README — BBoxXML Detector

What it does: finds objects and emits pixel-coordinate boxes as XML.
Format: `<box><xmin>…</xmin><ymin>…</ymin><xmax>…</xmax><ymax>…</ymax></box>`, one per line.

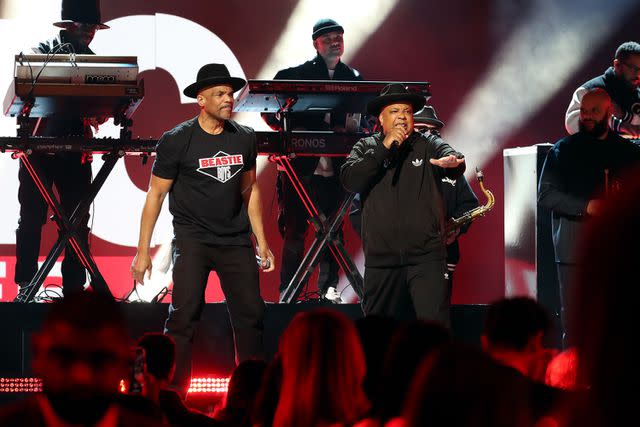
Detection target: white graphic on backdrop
<box><xmin>89</xmin><ymin>13</ymin><xmax>246</xmax><ymax>247</ymax></box>
<box><xmin>0</xmin><ymin>14</ymin><xmax>245</xmax><ymax>300</ymax></box>
<box><xmin>0</xmin><ymin>14</ymin><xmax>244</xmax><ymax>245</ymax></box>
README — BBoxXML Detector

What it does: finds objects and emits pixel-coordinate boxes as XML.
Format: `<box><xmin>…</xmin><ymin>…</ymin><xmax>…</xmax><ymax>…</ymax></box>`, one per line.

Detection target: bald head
<box><xmin>582</xmin><ymin>88</ymin><xmax>612</xmax><ymax>110</ymax></box>
<box><xmin>579</xmin><ymin>88</ymin><xmax>612</xmax><ymax>138</ymax></box>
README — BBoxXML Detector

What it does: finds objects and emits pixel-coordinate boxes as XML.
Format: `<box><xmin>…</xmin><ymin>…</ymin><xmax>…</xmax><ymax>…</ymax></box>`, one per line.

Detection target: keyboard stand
<box><xmin>273</xmin><ymin>101</ymin><xmax>364</xmax><ymax>303</ymax></box>
<box><xmin>14</xmin><ymin>149</ymin><xmax>119</xmax><ymax>302</ymax></box>
<box><xmin>10</xmin><ymin>111</ymin><xmax>133</xmax><ymax>303</ymax></box>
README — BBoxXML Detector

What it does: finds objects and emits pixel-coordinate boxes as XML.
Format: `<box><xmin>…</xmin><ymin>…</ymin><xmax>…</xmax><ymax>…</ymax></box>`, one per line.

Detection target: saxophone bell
<box><xmin>444</xmin><ymin>167</ymin><xmax>495</xmax><ymax>236</ymax></box>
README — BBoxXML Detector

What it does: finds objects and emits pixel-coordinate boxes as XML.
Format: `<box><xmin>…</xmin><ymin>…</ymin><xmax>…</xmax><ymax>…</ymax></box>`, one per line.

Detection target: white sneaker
<box><xmin>323</xmin><ymin>286</ymin><xmax>344</xmax><ymax>304</ymax></box>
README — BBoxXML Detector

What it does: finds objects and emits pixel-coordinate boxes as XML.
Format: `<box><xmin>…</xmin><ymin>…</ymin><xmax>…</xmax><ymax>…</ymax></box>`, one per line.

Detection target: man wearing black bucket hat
<box><xmin>341</xmin><ymin>84</ymin><xmax>466</xmax><ymax>324</ymax></box>
<box><xmin>132</xmin><ymin>63</ymin><xmax>274</xmax><ymax>395</ymax></box>
<box><xmin>413</xmin><ymin>106</ymin><xmax>478</xmax><ymax>307</ymax></box>
<box><xmin>13</xmin><ymin>0</ymin><xmax>110</xmax><ymax>301</ymax></box>
<box><xmin>264</xmin><ymin>18</ymin><xmax>363</xmax><ymax>303</ymax></box>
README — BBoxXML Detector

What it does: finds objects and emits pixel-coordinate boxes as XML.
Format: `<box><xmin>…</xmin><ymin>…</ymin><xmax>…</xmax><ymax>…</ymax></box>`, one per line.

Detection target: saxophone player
<box><xmin>413</xmin><ymin>106</ymin><xmax>479</xmax><ymax>297</ymax></box>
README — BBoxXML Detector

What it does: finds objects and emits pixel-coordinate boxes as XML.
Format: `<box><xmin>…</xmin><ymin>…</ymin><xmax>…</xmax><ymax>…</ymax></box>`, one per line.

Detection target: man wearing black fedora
<box><xmin>341</xmin><ymin>84</ymin><xmax>466</xmax><ymax>324</ymax></box>
<box><xmin>264</xmin><ymin>18</ymin><xmax>364</xmax><ymax>303</ymax></box>
<box><xmin>35</xmin><ymin>0</ymin><xmax>108</xmax><ymax>61</ymax></box>
<box><xmin>132</xmin><ymin>63</ymin><xmax>274</xmax><ymax>395</ymax></box>
<box><xmin>14</xmin><ymin>0</ymin><xmax>110</xmax><ymax>301</ymax></box>
<box><xmin>414</xmin><ymin>106</ymin><xmax>478</xmax><ymax>312</ymax></box>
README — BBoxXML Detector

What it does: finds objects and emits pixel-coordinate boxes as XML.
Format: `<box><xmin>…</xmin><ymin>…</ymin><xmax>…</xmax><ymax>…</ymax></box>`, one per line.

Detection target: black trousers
<box><xmin>363</xmin><ymin>255</ymin><xmax>450</xmax><ymax>327</ymax></box>
<box><xmin>556</xmin><ymin>262</ymin><xmax>577</xmax><ymax>349</ymax></box>
<box><xmin>165</xmin><ymin>240</ymin><xmax>265</xmax><ymax>392</ymax></box>
<box><xmin>277</xmin><ymin>172</ymin><xmax>344</xmax><ymax>295</ymax></box>
<box><xmin>15</xmin><ymin>153</ymin><xmax>91</xmax><ymax>293</ymax></box>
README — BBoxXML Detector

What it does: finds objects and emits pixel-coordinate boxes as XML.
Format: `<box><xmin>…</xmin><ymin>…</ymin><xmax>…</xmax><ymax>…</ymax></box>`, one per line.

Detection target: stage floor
<box><xmin>0</xmin><ymin>302</ymin><xmax>487</xmax><ymax>378</ymax></box>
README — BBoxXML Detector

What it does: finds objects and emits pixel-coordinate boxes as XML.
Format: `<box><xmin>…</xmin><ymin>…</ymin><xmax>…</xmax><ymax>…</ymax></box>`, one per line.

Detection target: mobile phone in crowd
<box><xmin>128</xmin><ymin>346</ymin><xmax>146</xmax><ymax>394</ymax></box>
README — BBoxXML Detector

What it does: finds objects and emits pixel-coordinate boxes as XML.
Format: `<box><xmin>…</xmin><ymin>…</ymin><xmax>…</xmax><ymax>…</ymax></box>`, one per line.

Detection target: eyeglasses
<box><xmin>620</xmin><ymin>60</ymin><xmax>640</xmax><ymax>74</ymax></box>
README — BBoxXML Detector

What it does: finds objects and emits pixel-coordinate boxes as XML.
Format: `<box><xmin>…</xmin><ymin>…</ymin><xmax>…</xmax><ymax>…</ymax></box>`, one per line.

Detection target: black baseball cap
<box><xmin>312</xmin><ymin>18</ymin><xmax>344</xmax><ymax>40</ymax></box>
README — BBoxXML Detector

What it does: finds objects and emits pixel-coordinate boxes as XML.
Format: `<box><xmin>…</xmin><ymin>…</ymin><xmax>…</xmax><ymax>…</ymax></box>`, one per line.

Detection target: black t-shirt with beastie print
<box><xmin>152</xmin><ymin>117</ymin><xmax>257</xmax><ymax>246</ymax></box>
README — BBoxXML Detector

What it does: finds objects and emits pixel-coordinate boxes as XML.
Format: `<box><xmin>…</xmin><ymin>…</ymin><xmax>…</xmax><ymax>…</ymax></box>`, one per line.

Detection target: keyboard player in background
<box><xmin>13</xmin><ymin>0</ymin><xmax>109</xmax><ymax>301</ymax></box>
<box><xmin>263</xmin><ymin>18</ymin><xmax>364</xmax><ymax>303</ymax></box>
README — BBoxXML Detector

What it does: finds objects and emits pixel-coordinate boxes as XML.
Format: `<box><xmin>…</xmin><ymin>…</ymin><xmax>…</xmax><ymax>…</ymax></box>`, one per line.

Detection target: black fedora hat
<box><xmin>367</xmin><ymin>83</ymin><xmax>426</xmax><ymax>116</ymax></box>
<box><xmin>54</xmin><ymin>0</ymin><xmax>109</xmax><ymax>30</ymax></box>
<box><xmin>414</xmin><ymin>105</ymin><xmax>445</xmax><ymax>129</ymax></box>
<box><xmin>183</xmin><ymin>64</ymin><xmax>247</xmax><ymax>98</ymax></box>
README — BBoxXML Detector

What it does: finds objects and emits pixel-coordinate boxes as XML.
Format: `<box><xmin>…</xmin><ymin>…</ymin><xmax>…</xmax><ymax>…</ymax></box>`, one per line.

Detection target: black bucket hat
<box><xmin>54</xmin><ymin>0</ymin><xmax>109</xmax><ymax>30</ymax></box>
<box><xmin>414</xmin><ymin>105</ymin><xmax>445</xmax><ymax>129</ymax></box>
<box><xmin>367</xmin><ymin>83</ymin><xmax>426</xmax><ymax>116</ymax></box>
<box><xmin>183</xmin><ymin>64</ymin><xmax>247</xmax><ymax>98</ymax></box>
<box><xmin>312</xmin><ymin>18</ymin><xmax>344</xmax><ymax>39</ymax></box>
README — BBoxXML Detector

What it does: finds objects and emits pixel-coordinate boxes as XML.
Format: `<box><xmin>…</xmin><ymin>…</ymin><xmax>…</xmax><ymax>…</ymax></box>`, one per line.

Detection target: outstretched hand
<box><xmin>430</xmin><ymin>154</ymin><xmax>465</xmax><ymax>168</ymax></box>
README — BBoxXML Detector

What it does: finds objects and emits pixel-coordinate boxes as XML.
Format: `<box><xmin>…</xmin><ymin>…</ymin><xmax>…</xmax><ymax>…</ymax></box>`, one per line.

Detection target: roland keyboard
<box><xmin>235</xmin><ymin>80</ymin><xmax>431</xmax><ymax>113</ymax></box>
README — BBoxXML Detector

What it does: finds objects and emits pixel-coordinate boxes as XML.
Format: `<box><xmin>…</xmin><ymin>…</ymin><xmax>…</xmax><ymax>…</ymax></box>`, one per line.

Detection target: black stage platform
<box><xmin>0</xmin><ymin>302</ymin><xmax>487</xmax><ymax>378</ymax></box>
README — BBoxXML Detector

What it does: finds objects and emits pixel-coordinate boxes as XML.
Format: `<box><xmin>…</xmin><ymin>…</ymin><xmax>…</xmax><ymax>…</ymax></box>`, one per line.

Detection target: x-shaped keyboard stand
<box><xmin>12</xmin><ymin>148</ymin><xmax>118</xmax><ymax>302</ymax></box>
<box><xmin>275</xmin><ymin>153</ymin><xmax>364</xmax><ymax>303</ymax></box>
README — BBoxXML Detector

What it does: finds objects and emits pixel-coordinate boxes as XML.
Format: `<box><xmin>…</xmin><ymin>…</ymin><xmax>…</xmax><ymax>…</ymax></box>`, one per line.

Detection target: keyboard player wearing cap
<box><xmin>13</xmin><ymin>0</ymin><xmax>109</xmax><ymax>301</ymax></box>
<box><xmin>263</xmin><ymin>18</ymin><xmax>364</xmax><ymax>303</ymax></box>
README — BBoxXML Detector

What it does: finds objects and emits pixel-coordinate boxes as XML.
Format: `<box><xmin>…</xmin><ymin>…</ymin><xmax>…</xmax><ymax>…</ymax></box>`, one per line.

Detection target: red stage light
<box><xmin>0</xmin><ymin>376</ymin><xmax>229</xmax><ymax>394</ymax></box>
<box><xmin>0</xmin><ymin>377</ymin><xmax>42</xmax><ymax>393</ymax></box>
<box><xmin>187</xmin><ymin>376</ymin><xmax>230</xmax><ymax>394</ymax></box>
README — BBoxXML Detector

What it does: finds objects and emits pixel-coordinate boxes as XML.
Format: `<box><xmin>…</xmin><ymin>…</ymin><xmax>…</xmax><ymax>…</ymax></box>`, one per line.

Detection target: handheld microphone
<box><xmin>256</xmin><ymin>254</ymin><xmax>271</xmax><ymax>270</ymax></box>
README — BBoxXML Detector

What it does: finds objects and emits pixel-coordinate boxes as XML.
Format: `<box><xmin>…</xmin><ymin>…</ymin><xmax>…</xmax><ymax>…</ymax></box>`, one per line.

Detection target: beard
<box><xmin>44</xmin><ymin>386</ymin><xmax>116</xmax><ymax>425</ymax></box>
<box><xmin>623</xmin><ymin>76</ymin><xmax>640</xmax><ymax>90</ymax></box>
<box><xmin>579</xmin><ymin>118</ymin><xmax>609</xmax><ymax>138</ymax></box>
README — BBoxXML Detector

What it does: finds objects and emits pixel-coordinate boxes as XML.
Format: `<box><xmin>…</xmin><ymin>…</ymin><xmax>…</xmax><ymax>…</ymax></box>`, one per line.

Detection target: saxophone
<box><xmin>445</xmin><ymin>167</ymin><xmax>495</xmax><ymax>235</ymax></box>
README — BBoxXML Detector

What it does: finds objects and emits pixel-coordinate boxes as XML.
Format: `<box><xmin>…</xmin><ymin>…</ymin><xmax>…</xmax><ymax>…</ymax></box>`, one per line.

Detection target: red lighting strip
<box><xmin>0</xmin><ymin>377</ymin><xmax>42</xmax><ymax>393</ymax></box>
<box><xmin>0</xmin><ymin>376</ymin><xmax>230</xmax><ymax>394</ymax></box>
<box><xmin>187</xmin><ymin>377</ymin><xmax>230</xmax><ymax>394</ymax></box>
